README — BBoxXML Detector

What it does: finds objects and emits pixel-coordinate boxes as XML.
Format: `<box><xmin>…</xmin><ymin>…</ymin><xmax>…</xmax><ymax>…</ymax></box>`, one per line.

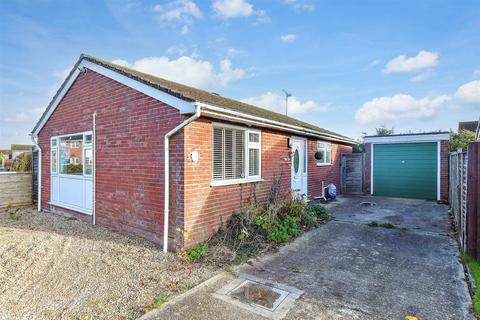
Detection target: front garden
<box><xmin>184</xmin><ymin>177</ymin><xmax>332</xmax><ymax>265</ymax></box>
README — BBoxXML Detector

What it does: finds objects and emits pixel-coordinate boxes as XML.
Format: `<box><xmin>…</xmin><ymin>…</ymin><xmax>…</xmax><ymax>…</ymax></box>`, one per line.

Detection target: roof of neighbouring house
<box><xmin>11</xmin><ymin>144</ymin><xmax>33</xmax><ymax>151</ymax></box>
<box><xmin>458</xmin><ymin>121</ymin><xmax>479</xmax><ymax>133</ymax></box>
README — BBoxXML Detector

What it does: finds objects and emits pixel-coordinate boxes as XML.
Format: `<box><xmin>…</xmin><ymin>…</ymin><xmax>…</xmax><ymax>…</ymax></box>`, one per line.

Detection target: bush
<box><xmin>186</xmin><ymin>243</ymin><xmax>209</xmax><ymax>262</ymax></box>
<box><xmin>11</xmin><ymin>152</ymin><xmax>32</xmax><ymax>172</ymax></box>
<box><xmin>267</xmin><ymin>216</ymin><xmax>301</xmax><ymax>243</ymax></box>
<box><xmin>305</xmin><ymin>202</ymin><xmax>331</xmax><ymax>221</ymax></box>
<box><xmin>300</xmin><ymin>209</ymin><xmax>318</xmax><ymax>228</ymax></box>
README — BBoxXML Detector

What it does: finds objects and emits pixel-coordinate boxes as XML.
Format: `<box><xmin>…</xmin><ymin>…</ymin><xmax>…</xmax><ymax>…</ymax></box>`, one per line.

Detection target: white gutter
<box><xmin>29</xmin><ymin>134</ymin><xmax>41</xmax><ymax>212</ymax></box>
<box><xmin>163</xmin><ymin>106</ymin><xmax>201</xmax><ymax>252</ymax></box>
<box><xmin>196</xmin><ymin>102</ymin><xmax>356</xmax><ymax>145</ymax></box>
<box><xmin>92</xmin><ymin>112</ymin><xmax>97</xmax><ymax>225</ymax></box>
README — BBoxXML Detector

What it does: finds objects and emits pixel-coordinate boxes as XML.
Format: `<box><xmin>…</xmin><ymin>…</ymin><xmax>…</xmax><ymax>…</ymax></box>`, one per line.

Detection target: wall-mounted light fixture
<box><xmin>287</xmin><ymin>138</ymin><xmax>293</xmax><ymax>149</ymax></box>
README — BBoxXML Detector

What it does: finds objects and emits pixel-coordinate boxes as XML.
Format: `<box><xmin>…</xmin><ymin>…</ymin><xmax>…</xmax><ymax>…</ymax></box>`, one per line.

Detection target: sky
<box><xmin>0</xmin><ymin>0</ymin><xmax>479</xmax><ymax>149</ymax></box>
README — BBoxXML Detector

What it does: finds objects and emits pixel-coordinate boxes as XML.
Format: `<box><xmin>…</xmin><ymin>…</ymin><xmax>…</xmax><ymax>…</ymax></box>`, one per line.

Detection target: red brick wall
<box><xmin>364</xmin><ymin>141</ymin><xmax>449</xmax><ymax>201</ymax></box>
<box><xmin>307</xmin><ymin>140</ymin><xmax>352</xmax><ymax>199</ymax></box>
<box><xmin>38</xmin><ymin>69</ymin><xmax>187</xmax><ymax>246</ymax></box>
<box><xmin>182</xmin><ymin>117</ymin><xmax>352</xmax><ymax>248</ymax></box>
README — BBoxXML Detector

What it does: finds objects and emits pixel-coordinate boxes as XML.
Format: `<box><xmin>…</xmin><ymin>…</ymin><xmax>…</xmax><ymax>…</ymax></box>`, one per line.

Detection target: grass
<box><xmin>152</xmin><ymin>294</ymin><xmax>169</xmax><ymax>309</ymax></box>
<box><xmin>462</xmin><ymin>253</ymin><xmax>480</xmax><ymax>316</ymax></box>
<box><xmin>8</xmin><ymin>212</ymin><xmax>18</xmax><ymax>221</ymax></box>
<box><xmin>367</xmin><ymin>221</ymin><xmax>396</xmax><ymax>229</ymax></box>
<box><xmin>64</xmin><ymin>217</ymin><xmax>77</xmax><ymax>221</ymax></box>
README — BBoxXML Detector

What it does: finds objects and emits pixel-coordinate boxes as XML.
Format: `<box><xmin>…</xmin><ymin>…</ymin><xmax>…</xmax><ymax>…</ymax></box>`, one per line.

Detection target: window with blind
<box><xmin>316</xmin><ymin>141</ymin><xmax>332</xmax><ymax>165</ymax></box>
<box><xmin>212</xmin><ymin>125</ymin><xmax>261</xmax><ymax>184</ymax></box>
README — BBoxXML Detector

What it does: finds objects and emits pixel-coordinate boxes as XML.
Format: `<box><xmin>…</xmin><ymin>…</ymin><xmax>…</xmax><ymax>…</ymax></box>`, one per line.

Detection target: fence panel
<box><xmin>0</xmin><ymin>172</ymin><xmax>33</xmax><ymax>209</ymax></box>
<box><xmin>340</xmin><ymin>153</ymin><xmax>364</xmax><ymax>194</ymax></box>
<box><xmin>467</xmin><ymin>142</ymin><xmax>480</xmax><ymax>260</ymax></box>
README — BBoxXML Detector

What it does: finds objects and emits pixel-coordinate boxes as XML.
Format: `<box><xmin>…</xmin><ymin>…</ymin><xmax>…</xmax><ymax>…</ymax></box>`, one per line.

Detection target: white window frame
<box><xmin>211</xmin><ymin>123</ymin><xmax>262</xmax><ymax>187</ymax></box>
<box><xmin>316</xmin><ymin>141</ymin><xmax>332</xmax><ymax>166</ymax></box>
<box><xmin>50</xmin><ymin>137</ymin><xmax>58</xmax><ymax>174</ymax></box>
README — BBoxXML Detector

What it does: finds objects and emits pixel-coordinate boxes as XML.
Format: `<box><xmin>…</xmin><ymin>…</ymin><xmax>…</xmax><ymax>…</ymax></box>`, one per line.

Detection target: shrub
<box><xmin>300</xmin><ymin>209</ymin><xmax>318</xmax><ymax>228</ymax></box>
<box><xmin>305</xmin><ymin>202</ymin><xmax>331</xmax><ymax>221</ymax></box>
<box><xmin>186</xmin><ymin>243</ymin><xmax>209</xmax><ymax>262</ymax></box>
<box><xmin>267</xmin><ymin>216</ymin><xmax>301</xmax><ymax>243</ymax></box>
<box><xmin>11</xmin><ymin>152</ymin><xmax>32</xmax><ymax>172</ymax></box>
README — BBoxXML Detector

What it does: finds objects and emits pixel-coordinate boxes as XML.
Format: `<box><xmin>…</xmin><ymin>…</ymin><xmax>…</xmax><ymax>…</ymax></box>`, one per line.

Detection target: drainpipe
<box><xmin>163</xmin><ymin>106</ymin><xmax>201</xmax><ymax>252</ymax></box>
<box><xmin>92</xmin><ymin>112</ymin><xmax>97</xmax><ymax>225</ymax></box>
<box><xmin>29</xmin><ymin>134</ymin><xmax>42</xmax><ymax>212</ymax></box>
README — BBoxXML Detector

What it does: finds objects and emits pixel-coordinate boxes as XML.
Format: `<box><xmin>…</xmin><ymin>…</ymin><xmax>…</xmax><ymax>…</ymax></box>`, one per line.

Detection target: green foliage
<box><xmin>367</xmin><ymin>221</ymin><xmax>379</xmax><ymax>227</ymax></box>
<box><xmin>153</xmin><ymin>294</ymin><xmax>169</xmax><ymax>309</ymax></box>
<box><xmin>186</xmin><ymin>243</ymin><xmax>209</xmax><ymax>262</ymax></box>
<box><xmin>300</xmin><ymin>209</ymin><xmax>318</xmax><ymax>227</ymax></box>
<box><xmin>306</xmin><ymin>202</ymin><xmax>331</xmax><ymax>221</ymax></box>
<box><xmin>11</xmin><ymin>152</ymin><xmax>32</xmax><ymax>172</ymax></box>
<box><xmin>8</xmin><ymin>212</ymin><xmax>18</xmax><ymax>221</ymax></box>
<box><xmin>375</xmin><ymin>125</ymin><xmax>395</xmax><ymax>136</ymax></box>
<box><xmin>375</xmin><ymin>125</ymin><xmax>394</xmax><ymax>136</ymax></box>
<box><xmin>449</xmin><ymin>129</ymin><xmax>476</xmax><ymax>152</ymax></box>
<box><xmin>267</xmin><ymin>216</ymin><xmax>301</xmax><ymax>243</ymax></box>
<box><xmin>66</xmin><ymin>164</ymin><xmax>83</xmax><ymax>174</ymax></box>
<box><xmin>462</xmin><ymin>254</ymin><xmax>480</xmax><ymax>315</ymax></box>
<box><xmin>352</xmin><ymin>143</ymin><xmax>365</xmax><ymax>153</ymax></box>
<box><xmin>367</xmin><ymin>221</ymin><xmax>396</xmax><ymax>229</ymax></box>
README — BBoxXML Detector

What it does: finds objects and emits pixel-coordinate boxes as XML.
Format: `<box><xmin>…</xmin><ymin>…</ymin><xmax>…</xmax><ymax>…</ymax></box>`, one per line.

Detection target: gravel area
<box><xmin>0</xmin><ymin>206</ymin><xmax>218</xmax><ymax>320</ymax></box>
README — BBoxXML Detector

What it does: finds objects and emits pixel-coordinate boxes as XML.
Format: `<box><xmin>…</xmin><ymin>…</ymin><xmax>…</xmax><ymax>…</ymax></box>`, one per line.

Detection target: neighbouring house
<box><xmin>11</xmin><ymin>144</ymin><xmax>33</xmax><ymax>160</ymax></box>
<box><xmin>458</xmin><ymin>120</ymin><xmax>479</xmax><ymax>134</ymax></box>
<box><xmin>30</xmin><ymin>54</ymin><xmax>356</xmax><ymax>251</ymax></box>
<box><xmin>364</xmin><ymin>132</ymin><xmax>449</xmax><ymax>201</ymax></box>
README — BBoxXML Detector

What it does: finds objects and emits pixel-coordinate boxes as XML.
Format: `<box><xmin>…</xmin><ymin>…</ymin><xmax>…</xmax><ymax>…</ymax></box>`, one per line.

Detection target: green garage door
<box><xmin>373</xmin><ymin>143</ymin><xmax>437</xmax><ymax>200</ymax></box>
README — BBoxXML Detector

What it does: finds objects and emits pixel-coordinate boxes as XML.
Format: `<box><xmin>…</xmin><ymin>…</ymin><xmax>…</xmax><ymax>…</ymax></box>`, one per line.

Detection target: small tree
<box><xmin>375</xmin><ymin>125</ymin><xmax>394</xmax><ymax>136</ymax></box>
<box><xmin>449</xmin><ymin>129</ymin><xmax>476</xmax><ymax>152</ymax></box>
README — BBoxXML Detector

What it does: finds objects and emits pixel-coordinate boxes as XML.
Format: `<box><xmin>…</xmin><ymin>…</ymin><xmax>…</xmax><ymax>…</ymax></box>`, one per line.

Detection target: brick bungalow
<box><xmin>30</xmin><ymin>54</ymin><xmax>356</xmax><ymax>251</ymax></box>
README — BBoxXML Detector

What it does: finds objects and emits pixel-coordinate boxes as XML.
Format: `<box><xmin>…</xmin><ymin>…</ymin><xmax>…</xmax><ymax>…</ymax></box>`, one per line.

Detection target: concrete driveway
<box><xmin>145</xmin><ymin>196</ymin><xmax>473</xmax><ymax>320</ymax></box>
<box><xmin>239</xmin><ymin>195</ymin><xmax>472</xmax><ymax>319</ymax></box>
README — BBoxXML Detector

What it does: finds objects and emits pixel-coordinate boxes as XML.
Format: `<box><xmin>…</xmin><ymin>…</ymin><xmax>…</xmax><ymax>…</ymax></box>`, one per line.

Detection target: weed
<box><xmin>380</xmin><ymin>223</ymin><xmax>396</xmax><ymax>229</ymax></box>
<box><xmin>463</xmin><ymin>254</ymin><xmax>480</xmax><ymax>316</ymax></box>
<box><xmin>153</xmin><ymin>294</ymin><xmax>169</xmax><ymax>309</ymax></box>
<box><xmin>64</xmin><ymin>217</ymin><xmax>77</xmax><ymax>221</ymax></box>
<box><xmin>291</xmin><ymin>267</ymin><xmax>302</xmax><ymax>273</ymax></box>
<box><xmin>186</xmin><ymin>243</ymin><xmax>209</xmax><ymax>262</ymax></box>
<box><xmin>268</xmin><ymin>216</ymin><xmax>301</xmax><ymax>243</ymax></box>
<box><xmin>367</xmin><ymin>221</ymin><xmax>396</xmax><ymax>229</ymax></box>
<box><xmin>300</xmin><ymin>209</ymin><xmax>318</xmax><ymax>228</ymax></box>
<box><xmin>306</xmin><ymin>202</ymin><xmax>331</xmax><ymax>221</ymax></box>
<box><xmin>8</xmin><ymin>212</ymin><xmax>18</xmax><ymax>221</ymax></box>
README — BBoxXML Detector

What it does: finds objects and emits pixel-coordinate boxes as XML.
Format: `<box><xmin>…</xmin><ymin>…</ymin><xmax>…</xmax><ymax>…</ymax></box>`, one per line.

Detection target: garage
<box><xmin>364</xmin><ymin>133</ymin><xmax>450</xmax><ymax>201</ymax></box>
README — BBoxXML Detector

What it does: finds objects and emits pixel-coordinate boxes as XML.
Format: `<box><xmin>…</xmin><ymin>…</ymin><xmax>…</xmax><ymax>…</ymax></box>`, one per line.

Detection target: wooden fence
<box><xmin>0</xmin><ymin>172</ymin><xmax>33</xmax><ymax>209</ymax></box>
<box><xmin>450</xmin><ymin>141</ymin><xmax>480</xmax><ymax>259</ymax></box>
<box><xmin>340</xmin><ymin>153</ymin><xmax>364</xmax><ymax>194</ymax></box>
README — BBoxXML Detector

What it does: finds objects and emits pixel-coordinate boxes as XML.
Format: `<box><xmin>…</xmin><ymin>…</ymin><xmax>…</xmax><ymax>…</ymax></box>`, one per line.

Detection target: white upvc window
<box><xmin>316</xmin><ymin>141</ymin><xmax>332</xmax><ymax>165</ymax></box>
<box><xmin>51</xmin><ymin>138</ymin><xmax>58</xmax><ymax>174</ymax></box>
<box><xmin>212</xmin><ymin>124</ymin><xmax>262</xmax><ymax>186</ymax></box>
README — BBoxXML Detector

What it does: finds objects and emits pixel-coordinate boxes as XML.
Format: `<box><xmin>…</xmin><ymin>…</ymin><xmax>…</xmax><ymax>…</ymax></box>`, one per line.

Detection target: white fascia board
<box><xmin>364</xmin><ymin>133</ymin><xmax>450</xmax><ymax>144</ymax></box>
<box><xmin>197</xmin><ymin>102</ymin><xmax>356</xmax><ymax>145</ymax></box>
<box><xmin>32</xmin><ymin>58</ymin><xmax>195</xmax><ymax>136</ymax></box>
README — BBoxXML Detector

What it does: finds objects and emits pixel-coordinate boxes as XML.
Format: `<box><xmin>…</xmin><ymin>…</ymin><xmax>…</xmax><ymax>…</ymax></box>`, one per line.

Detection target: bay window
<box><xmin>212</xmin><ymin>124</ymin><xmax>261</xmax><ymax>185</ymax></box>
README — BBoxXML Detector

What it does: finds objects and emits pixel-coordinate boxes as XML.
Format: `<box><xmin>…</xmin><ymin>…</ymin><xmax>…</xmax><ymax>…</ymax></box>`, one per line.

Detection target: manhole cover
<box><xmin>230</xmin><ymin>280</ymin><xmax>287</xmax><ymax>311</ymax></box>
<box><xmin>360</xmin><ymin>201</ymin><xmax>376</xmax><ymax>206</ymax></box>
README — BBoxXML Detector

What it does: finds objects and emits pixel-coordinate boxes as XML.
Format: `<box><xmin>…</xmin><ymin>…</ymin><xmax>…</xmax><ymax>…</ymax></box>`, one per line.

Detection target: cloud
<box><xmin>280</xmin><ymin>34</ymin><xmax>297</xmax><ymax>42</ymax></box>
<box><xmin>212</xmin><ymin>0</ymin><xmax>253</xmax><ymax>18</ymax></box>
<box><xmin>474</xmin><ymin>69</ymin><xmax>480</xmax><ymax>78</ymax></box>
<box><xmin>383</xmin><ymin>51</ymin><xmax>438</xmax><ymax>73</ymax></box>
<box><xmin>153</xmin><ymin>0</ymin><xmax>201</xmax><ymax>33</ymax></box>
<box><xmin>111</xmin><ymin>56</ymin><xmax>246</xmax><ymax>89</ymax></box>
<box><xmin>369</xmin><ymin>59</ymin><xmax>381</xmax><ymax>67</ymax></box>
<box><xmin>226</xmin><ymin>47</ymin><xmax>239</xmax><ymax>58</ymax></box>
<box><xmin>455</xmin><ymin>80</ymin><xmax>480</xmax><ymax>104</ymax></box>
<box><xmin>410</xmin><ymin>69</ymin><xmax>435</xmax><ymax>82</ymax></box>
<box><xmin>283</xmin><ymin>0</ymin><xmax>315</xmax><ymax>11</ymax></box>
<box><xmin>355</xmin><ymin>94</ymin><xmax>451</xmax><ymax>124</ymax></box>
<box><xmin>212</xmin><ymin>0</ymin><xmax>269</xmax><ymax>22</ymax></box>
<box><xmin>242</xmin><ymin>92</ymin><xmax>330</xmax><ymax>115</ymax></box>
<box><xmin>5</xmin><ymin>107</ymin><xmax>44</xmax><ymax>123</ymax></box>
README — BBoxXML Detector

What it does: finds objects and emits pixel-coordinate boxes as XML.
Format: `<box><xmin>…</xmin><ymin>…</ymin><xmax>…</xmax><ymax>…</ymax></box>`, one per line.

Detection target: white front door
<box><xmin>291</xmin><ymin>137</ymin><xmax>307</xmax><ymax>197</ymax></box>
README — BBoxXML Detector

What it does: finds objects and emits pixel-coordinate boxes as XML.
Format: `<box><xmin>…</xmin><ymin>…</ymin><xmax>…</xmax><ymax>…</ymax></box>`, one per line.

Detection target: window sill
<box><xmin>48</xmin><ymin>201</ymin><xmax>92</xmax><ymax>215</ymax></box>
<box><xmin>211</xmin><ymin>177</ymin><xmax>264</xmax><ymax>187</ymax></box>
<box><xmin>316</xmin><ymin>163</ymin><xmax>332</xmax><ymax>167</ymax></box>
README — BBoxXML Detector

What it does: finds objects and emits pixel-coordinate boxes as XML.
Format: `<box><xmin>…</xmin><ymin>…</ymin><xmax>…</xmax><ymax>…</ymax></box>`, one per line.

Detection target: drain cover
<box><xmin>360</xmin><ymin>201</ymin><xmax>376</xmax><ymax>206</ymax></box>
<box><xmin>230</xmin><ymin>280</ymin><xmax>288</xmax><ymax>311</ymax></box>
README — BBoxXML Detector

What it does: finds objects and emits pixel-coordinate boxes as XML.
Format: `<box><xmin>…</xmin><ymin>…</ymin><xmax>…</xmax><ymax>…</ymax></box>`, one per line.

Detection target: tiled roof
<box><xmin>81</xmin><ymin>55</ymin><xmax>354</xmax><ymax>143</ymax></box>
